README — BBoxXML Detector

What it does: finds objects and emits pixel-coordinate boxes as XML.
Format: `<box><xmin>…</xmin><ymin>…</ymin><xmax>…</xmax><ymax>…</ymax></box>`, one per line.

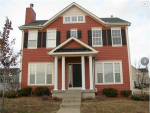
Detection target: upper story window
<box><xmin>64</xmin><ymin>16</ymin><xmax>85</xmax><ymax>23</ymax></box>
<box><xmin>28</xmin><ymin>30</ymin><xmax>38</xmax><ymax>49</ymax></box>
<box><xmin>111</xmin><ymin>28</ymin><xmax>122</xmax><ymax>46</ymax></box>
<box><xmin>71</xmin><ymin>29</ymin><xmax>78</xmax><ymax>38</ymax></box>
<box><xmin>46</xmin><ymin>29</ymin><xmax>56</xmax><ymax>48</ymax></box>
<box><xmin>92</xmin><ymin>28</ymin><xmax>102</xmax><ymax>46</ymax></box>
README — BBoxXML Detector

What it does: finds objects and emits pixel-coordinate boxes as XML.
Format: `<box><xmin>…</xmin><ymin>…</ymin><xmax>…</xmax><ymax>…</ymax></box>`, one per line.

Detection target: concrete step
<box><xmin>63</xmin><ymin>96</ymin><xmax>81</xmax><ymax>99</ymax></box>
<box><xmin>62</xmin><ymin>99</ymin><xmax>81</xmax><ymax>104</ymax></box>
<box><xmin>60</xmin><ymin>103</ymin><xmax>81</xmax><ymax>108</ymax></box>
<box><xmin>57</xmin><ymin>108</ymin><xmax>80</xmax><ymax>113</ymax></box>
<box><xmin>63</xmin><ymin>94</ymin><xmax>81</xmax><ymax>98</ymax></box>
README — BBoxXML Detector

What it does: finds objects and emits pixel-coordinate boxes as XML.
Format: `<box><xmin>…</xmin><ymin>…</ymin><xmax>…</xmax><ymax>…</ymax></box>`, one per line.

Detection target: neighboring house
<box><xmin>19</xmin><ymin>2</ymin><xmax>131</xmax><ymax>98</ymax></box>
<box><xmin>131</xmin><ymin>66</ymin><xmax>149</xmax><ymax>88</ymax></box>
<box><xmin>0</xmin><ymin>68</ymin><xmax>20</xmax><ymax>90</ymax></box>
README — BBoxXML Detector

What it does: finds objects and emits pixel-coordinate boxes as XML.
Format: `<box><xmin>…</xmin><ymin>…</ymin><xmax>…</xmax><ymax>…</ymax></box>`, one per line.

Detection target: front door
<box><xmin>68</xmin><ymin>64</ymin><xmax>82</xmax><ymax>88</ymax></box>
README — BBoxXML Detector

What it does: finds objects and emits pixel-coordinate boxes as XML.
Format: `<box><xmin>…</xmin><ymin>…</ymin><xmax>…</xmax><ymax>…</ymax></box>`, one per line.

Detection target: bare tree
<box><xmin>132</xmin><ymin>61</ymin><xmax>149</xmax><ymax>95</ymax></box>
<box><xmin>0</xmin><ymin>17</ymin><xmax>21</xmax><ymax>113</ymax></box>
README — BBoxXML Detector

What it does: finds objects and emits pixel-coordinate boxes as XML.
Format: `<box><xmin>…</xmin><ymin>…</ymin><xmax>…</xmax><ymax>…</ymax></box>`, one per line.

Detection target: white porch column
<box><xmin>89</xmin><ymin>56</ymin><xmax>93</xmax><ymax>90</ymax></box>
<box><xmin>81</xmin><ymin>56</ymin><xmax>86</xmax><ymax>90</ymax></box>
<box><xmin>62</xmin><ymin>56</ymin><xmax>65</xmax><ymax>90</ymax></box>
<box><xmin>54</xmin><ymin>57</ymin><xmax>58</xmax><ymax>90</ymax></box>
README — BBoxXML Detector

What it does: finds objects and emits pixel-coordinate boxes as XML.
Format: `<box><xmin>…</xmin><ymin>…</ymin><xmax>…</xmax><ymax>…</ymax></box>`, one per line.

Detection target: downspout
<box><xmin>93</xmin><ymin>54</ymin><xmax>98</xmax><ymax>92</ymax></box>
<box><xmin>126</xmin><ymin>23</ymin><xmax>133</xmax><ymax>94</ymax></box>
<box><xmin>19</xmin><ymin>30</ymin><xmax>24</xmax><ymax>89</ymax></box>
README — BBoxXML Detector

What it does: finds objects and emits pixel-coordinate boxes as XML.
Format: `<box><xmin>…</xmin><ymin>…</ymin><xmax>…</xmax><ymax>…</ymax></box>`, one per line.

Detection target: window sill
<box><xmin>46</xmin><ymin>47</ymin><xmax>55</xmax><ymax>49</ymax></box>
<box><xmin>27</xmin><ymin>47</ymin><xmax>37</xmax><ymax>49</ymax></box>
<box><xmin>95</xmin><ymin>82</ymin><xmax>123</xmax><ymax>85</ymax></box>
<box><xmin>112</xmin><ymin>45</ymin><xmax>122</xmax><ymax>47</ymax></box>
<box><xmin>92</xmin><ymin>45</ymin><xmax>103</xmax><ymax>47</ymax></box>
<box><xmin>28</xmin><ymin>84</ymin><xmax>54</xmax><ymax>86</ymax></box>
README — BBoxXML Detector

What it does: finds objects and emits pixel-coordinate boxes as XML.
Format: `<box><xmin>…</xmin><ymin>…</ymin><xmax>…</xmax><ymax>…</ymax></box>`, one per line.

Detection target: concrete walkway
<box><xmin>57</xmin><ymin>91</ymin><xmax>81</xmax><ymax>113</ymax></box>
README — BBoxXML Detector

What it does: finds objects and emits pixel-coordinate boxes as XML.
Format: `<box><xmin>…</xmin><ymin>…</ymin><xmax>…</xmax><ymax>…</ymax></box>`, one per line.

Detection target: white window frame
<box><xmin>95</xmin><ymin>61</ymin><xmax>123</xmax><ymax>85</ymax></box>
<box><xmin>111</xmin><ymin>27</ymin><xmax>122</xmax><ymax>47</ymax></box>
<box><xmin>92</xmin><ymin>27</ymin><xmax>103</xmax><ymax>47</ymax></box>
<box><xmin>28</xmin><ymin>30</ymin><xmax>38</xmax><ymax>49</ymax></box>
<box><xmin>46</xmin><ymin>29</ymin><xmax>56</xmax><ymax>48</ymax></box>
<box><xmin>63</xmin><ymin>15</ymin><xmax>85</xmax><ymax>24</ymax></box>
<box><xmin>70</xmin><ymin>29</ymin><xmax>78</xmax><ymax>38</ymax></box>
<box><xmin>28</xmin><ymin>62</ymin><xmax>54</xmax><ymax>86</ymax></box>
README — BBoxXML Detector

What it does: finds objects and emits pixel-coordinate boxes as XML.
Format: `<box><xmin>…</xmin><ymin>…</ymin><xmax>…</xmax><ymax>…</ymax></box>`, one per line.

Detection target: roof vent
<box><xmin>111</xmin><ymin>15</ymin><xmax>113</xmax><ymax>18</ymax></box>
<box><xmin>30</xmin><ymin>3</ymin><xmax>34</xmax><ymax>8</ymax></box>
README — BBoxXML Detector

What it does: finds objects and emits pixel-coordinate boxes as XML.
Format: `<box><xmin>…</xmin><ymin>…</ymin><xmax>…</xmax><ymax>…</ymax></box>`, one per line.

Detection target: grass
<box><xmin>0</xmin><ymin>97</ymin><xmax>148</xmax><ymax>113</ymax></box>
<box><xmin>0</xmin><ymin>97</ymin><xmax>61</xmax><ymax>113</ymax></box>
<box><xmin>81</xmin><ymin>99</ymin><xmax>149</xmax><ymax>113</ymax></box>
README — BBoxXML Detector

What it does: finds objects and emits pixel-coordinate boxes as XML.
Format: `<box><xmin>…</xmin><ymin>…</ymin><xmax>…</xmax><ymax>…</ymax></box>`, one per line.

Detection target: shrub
<box><xmin>86</xmin><ymin>96</ymin><xmax>93</xmax><ymax>100</ymax></box>
<box><xmin>34</xmin><ymin>87</ymin><xmax>50</xmax><ymax>96</ymax></box>
<box><xmin>0</xmin><ymin>91</ymin><xmax>2</xmax><ymax>97</ymax></box>
<box><xmin>131</xmin><ymin>95</ymin><xmax>149</xmax><ymax>101</ymax></box>
<box><xmin>17</xmin><ymin>87</ymin><xmax>32</xmax><ymax>96</ymax></box>
<box><xmin>5</xmin><ymin>91</ymin><xmax>17</xmax><ymax>98</ymax></box>
<box><xmin>41</xmin><ymin>95</ymin><xmax>49</xmax><ymax>100</ymax></box>
<box><xmin>102</xmin><ymin>88</ymin><xmax>118</xmax><ymax>97</ymax></box>
<box><xmin>120</xmin><ymin>90</ymin><xmax>132</xmax><ymax>97</ymax></box>
<box><xmin>53</xmin><ymin>97</ymin><xmax>59</xmax><ymax>101</ymax></box>
<box><xmin>97</xmin><ymin>95</ymin><xmax>106</xmax><ymax>101</ymax></box>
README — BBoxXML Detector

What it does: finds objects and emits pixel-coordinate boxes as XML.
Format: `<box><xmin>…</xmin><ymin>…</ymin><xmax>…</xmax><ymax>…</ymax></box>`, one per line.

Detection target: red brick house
<box><xmin>19</xmin><ymin>2</ymin><xmax>132</xmax><ymax>98</ymax></box>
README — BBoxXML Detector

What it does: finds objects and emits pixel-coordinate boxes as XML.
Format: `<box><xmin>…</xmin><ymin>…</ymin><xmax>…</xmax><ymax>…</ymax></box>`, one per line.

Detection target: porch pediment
<box><xmin>48</xmin><ymin>37</ymin><xmax>99</xmax><ymax>57</ymax></box>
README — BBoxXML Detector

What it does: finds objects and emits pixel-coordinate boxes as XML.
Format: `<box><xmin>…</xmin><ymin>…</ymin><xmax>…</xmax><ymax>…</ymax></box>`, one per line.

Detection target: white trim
<box><xmin>28</xmin><ymin>62</ymin><xmax>54</xmax><ymax>86</ymax></box>
<box><xmin>20</xmin><ymin>30</ymin><xmax>24</xmax><ymax>88</ymax></box>
<box><xmin>54</xmin><ymin>57</ymin><xmax>58</xmax><ymax>90</ymax></box>
<box><xmin>95</xmin><ymin>60</ymin><xmax>123</xmax><ymax>85</ymax></box>
<box><xmin>92</xmin><ymin>28</ymin><xmax>103</xmax><ymax>47</ymax></box>
<box><xmin>126</xmin><ymin>26</ymin><xmax>132</xmax><ymax>92</ymax></box>
<box><xmin>111</xmin><ymin>28</ymin><xmax>122</xmax><ymax>46</ymax></box>
<box><xmin>71</xmin><ymin>29</ymin><xmax>78</xmax><ymax>38</ymax></box>
<box><xmin>62</xmin><ymin>57</ymin><xmax>65</xmax><ymax>90</ymax></box>
<box><xmin>89</xmin><ymin>56</ymin><xmax>93</xmax><ymax>89</ymax></box>
<box><xmin>43</xmin><ymin>2</ymin><xmax>106</xmax><ymax>28</ymax></box>
<box><xmin>28</xmin><ymin>30</ymin><xmax>38</xmax><ymax>49</ymax></box>
<box><xmin>63</xmin><ymin>15</ymin><xmax>85</xmax><ymax>24</ymax></box>
<box><xmin>46</xmin><ymin>29</ymin><xmax>56</xmax><ymax>48</ymax></box>
<box><xmin>81</xmin><ymin>56</ymin><xmax>86</xmax><ymax>90</ymax></box>
<box><xmin>48</xmin><ymin>37</ymin><xmax>99</xmax><ymax>56</ymax></box>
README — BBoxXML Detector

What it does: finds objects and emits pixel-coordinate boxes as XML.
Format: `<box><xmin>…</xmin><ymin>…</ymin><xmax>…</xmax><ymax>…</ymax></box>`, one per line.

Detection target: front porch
<box><xmin>48</xmin><ymin>37</ymin><xmax>99</xmax><ymax>98</ymax></box>
<box><xmin>51</xmin><ymin>89</ymin><xmax>96</xmax><ymax>98</ymax></box>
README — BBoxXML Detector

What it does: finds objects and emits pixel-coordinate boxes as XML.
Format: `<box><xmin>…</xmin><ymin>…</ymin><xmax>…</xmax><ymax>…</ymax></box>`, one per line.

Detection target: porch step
<box><xmin>60</xmin><ymin>103</ymin><xmax>81</xmax><ymax>108</ymax></box>
<box><xmin>57</xmin><ymin>108</ymin><xmax>80</xmax><ymax>113</ymax></box>
<box><xmin>62</xmin><ymin>98</ymin><xmax>81</xmax><ymax>103</ymax></box>
<box><xmin>57</xmin><ymin>91</ymin><xmax>81</xmax><ymax>113</ymax></box>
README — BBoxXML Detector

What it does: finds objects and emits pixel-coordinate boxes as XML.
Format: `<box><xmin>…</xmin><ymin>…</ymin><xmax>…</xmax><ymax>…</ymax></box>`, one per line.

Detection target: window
<box><xmin>71</xmin><ymin>29</ymin><xmax>77</xmax><ymax>38</ymax></box>
<box><xmin>29</xmin><ymin>63</ymin><xmax>53</xmax><ymax>85</ymax></box>
<box><xmin>96</xmin><ymin>61</ymin><xmax>122</xmax><ymax>84</ymax></box>
<box><xmin>111</xmin><ymin>28</ymin><xmax>122</xmax><ymax>46</ymax></box>
<box><xmin>47</xmin><ymin>30</ymin><xmax>56</xmax><ymax>48</ymax></box>
<box><xmin>72</xmin><ymin>16</ymin><xmax>77</xmax><ymax>21</ymax></box>
<box><xmin>28</xmin><ymin>30</ymin><xmax>38</xmax><ymax>49</ymax></box>
<box><xmin>65</xmin><ymin>17</ymin><xmax>70</xmax><ymax>22</ymax></box>
<box><xmin>64</xmin><ymin>16</ymin><xmax>85</xmax><ymax>23</ymax></box>
<box><xmin>78</xmin><ymin>16</ymin><xmax>83</xmax><ymax>21</ymax></box>
<box><xmin>92</xmin><ymin>28</ymin><xmax>102</xmax><ymax>46</ymax></box>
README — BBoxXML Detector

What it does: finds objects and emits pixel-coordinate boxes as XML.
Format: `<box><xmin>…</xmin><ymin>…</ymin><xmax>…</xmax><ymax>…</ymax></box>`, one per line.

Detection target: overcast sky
<box><xmin>0</xmin><ymin>0</ymin><xmax>150</xmax><ymax>71</ymax></box>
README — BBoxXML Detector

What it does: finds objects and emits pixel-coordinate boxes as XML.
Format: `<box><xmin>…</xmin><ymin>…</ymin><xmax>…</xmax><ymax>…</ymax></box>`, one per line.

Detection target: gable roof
<box><xmin>19</xmin><ymin>2</ymin><xmax>131</xmax><ymax>30</ymax></box>
<box><xmin>48</xmin><ymin>37</ymin><xmax>99</xmax><ymax>57</ymax></box>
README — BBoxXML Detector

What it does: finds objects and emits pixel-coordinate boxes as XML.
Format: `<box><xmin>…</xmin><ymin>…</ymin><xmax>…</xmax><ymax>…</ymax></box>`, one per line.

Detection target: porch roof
<box><xmin>48</xmin><ymin>37</ymin><xmax>99</xmax><ymax>57</ymax></box>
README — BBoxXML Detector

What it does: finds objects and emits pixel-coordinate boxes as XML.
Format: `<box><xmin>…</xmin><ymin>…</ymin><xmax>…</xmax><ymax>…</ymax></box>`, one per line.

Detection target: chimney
<box><xmin>25</xmin><ymin>3</ymin><xmax>36</xmax><ymax>24</ymax></box>
<box><xmin>111</xmin><ymin>15</ymin><xmax>113</xmax><ymax>18</ymax></box>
